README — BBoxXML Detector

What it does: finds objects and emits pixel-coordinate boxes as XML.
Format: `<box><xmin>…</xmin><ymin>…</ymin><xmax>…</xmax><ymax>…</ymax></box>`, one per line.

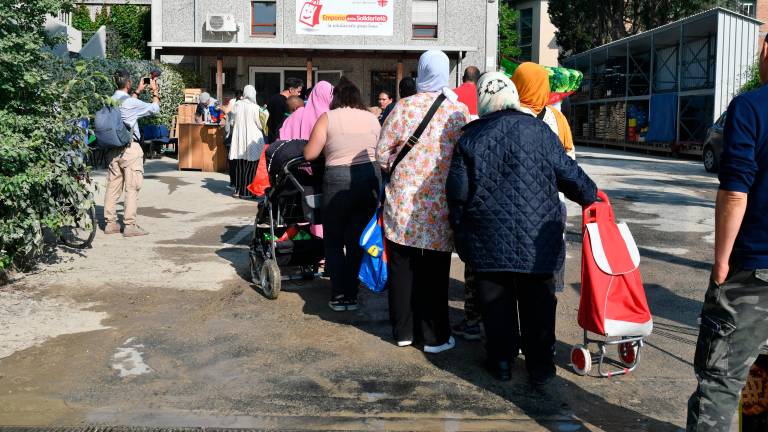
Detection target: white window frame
<box><xmin>249</xmin><ymin>67</ymin><xmax>344</xmax><ymax>89</ymax></box>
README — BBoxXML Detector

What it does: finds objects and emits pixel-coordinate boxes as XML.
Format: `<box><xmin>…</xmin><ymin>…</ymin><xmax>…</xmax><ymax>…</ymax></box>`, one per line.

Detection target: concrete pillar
<box><xmin>396</xmin><ymin>59</ymin><xmax>404</xmax><ymax>99</ymax></box>
<box><xmin>216</xmin><ymin>56</ymin><xmax>223</xmax><ymax>101</ymax></box>
<box><xmin>236</xmin><ymin>55</ymin><xmax>245</xmax><ymax>90</ymax></box>
<box><xmin>151</xmin><ymin>0</ymin><xmax>162</xmax><ymax>47</ymax></box>
<box><xmin>485</xmin><ymin>0</ymin><xmax>499</xmax><ymax>72</ymax></box>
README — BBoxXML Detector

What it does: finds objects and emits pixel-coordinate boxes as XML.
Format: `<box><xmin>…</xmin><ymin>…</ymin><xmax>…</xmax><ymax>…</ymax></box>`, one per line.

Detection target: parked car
<box><xmin>703</xmin><ymin>112</ymin><xmax>726</xmax><ymax>173</ymax></box>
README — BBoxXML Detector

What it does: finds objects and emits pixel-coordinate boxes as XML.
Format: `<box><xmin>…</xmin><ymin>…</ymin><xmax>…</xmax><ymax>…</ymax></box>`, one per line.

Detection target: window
<box><xmin>252</xmin><ymin>0</ymin><xmax>277</xmax><ymax>36</ymax></box>
<box><xmin>741</xmin><ymin>1</ymin><xmax>756</xmax><ymax>17</ymax></box>
<box><xmin>517</xmin><ymin>8</ymin><xmax>533</xmax><ymax>61</ymax></box>
<box><xmin>412</xmin><ymin>0</ymin><xmax>438</xmax><ymax>39</ymax></box>
<box><xmin>316</xmin><ymin>71</ymin><xmax>343</xmax><ymax>86</ymax></box>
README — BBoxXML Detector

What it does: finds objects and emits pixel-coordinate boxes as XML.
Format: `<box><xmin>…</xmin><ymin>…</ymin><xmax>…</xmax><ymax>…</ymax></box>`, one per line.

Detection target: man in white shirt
<box><xmin>104</xmin><ymin>69</ymin><xmax>160</xmax><ymax>237</ymax></box>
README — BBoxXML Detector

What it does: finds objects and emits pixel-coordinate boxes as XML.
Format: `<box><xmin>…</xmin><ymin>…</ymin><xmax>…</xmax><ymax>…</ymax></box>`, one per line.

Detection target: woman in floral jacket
<box><xmin>376</xmin><ymin>50</ymin><xmax>470</xmax><ymax>353</ymax></box>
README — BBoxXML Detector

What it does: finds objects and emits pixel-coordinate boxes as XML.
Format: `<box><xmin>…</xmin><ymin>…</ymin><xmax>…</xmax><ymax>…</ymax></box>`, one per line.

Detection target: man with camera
<box><xmin>103</xmin><ymin>69</ymin><xmax>160</xmax><ymax>237</ymax></box>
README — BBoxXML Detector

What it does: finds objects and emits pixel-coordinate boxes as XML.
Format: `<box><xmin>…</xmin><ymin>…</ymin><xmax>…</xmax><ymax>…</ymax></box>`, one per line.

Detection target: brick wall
<box><xmin>758</xmin><ymin>0</ymin><xmax>768</xmax><ymax>37</ymax></box>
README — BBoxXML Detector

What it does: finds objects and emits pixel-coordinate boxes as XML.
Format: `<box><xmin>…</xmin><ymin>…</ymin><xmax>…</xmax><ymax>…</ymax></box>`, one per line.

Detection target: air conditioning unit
<box><xmin>206</xmin><ymin>14</ymin><xmax>237</xmax><ymax>32</ymax></box>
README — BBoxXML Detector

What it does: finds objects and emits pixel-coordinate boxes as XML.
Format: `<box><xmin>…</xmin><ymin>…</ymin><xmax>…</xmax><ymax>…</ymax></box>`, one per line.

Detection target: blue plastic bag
<box><xmin>359</xmin><ymin>201</ymin><xmax>388</xmax><ymax>293</ymax></box>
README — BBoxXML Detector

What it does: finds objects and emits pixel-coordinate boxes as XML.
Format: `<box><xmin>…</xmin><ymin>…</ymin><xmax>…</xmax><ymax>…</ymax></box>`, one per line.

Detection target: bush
<box><xmin>1</xmin><ymin>1</ymin><xmax>201</xmax><ymax>277</ymax></box>
<box><xmin>71</xmin><ymin>4</ymin><xmax>151</xmax><ymax>59</ymax></box>
<box><xmin>739</xmin><ymin>61</ymin><xmax>762</xmax><ymax>94</ymax></box>
<box><xmin>1</xmin><ymin>0</ymin><xmax>109</xmax><ymax>274</ymax></box>
<box><xmin>70</xmin><ymin>58</ymin><xmax>190</xmax><ymax>127</ymax></box>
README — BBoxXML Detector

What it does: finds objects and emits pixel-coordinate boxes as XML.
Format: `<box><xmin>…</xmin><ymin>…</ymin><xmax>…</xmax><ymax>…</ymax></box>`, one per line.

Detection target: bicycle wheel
<box><xmin>60</xmin><ymin>204</ymin><xmax>97</xmax><ymax>249</ymax></box>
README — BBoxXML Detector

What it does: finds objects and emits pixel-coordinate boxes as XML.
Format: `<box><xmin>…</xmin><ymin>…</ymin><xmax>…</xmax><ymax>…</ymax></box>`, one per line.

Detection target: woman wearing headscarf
<box><xmin>446</xmin><ymin>72</ymin><xmax>597</xmax><ymax>383</ymax></box>
<box><xmin>512</xmin><ymin>62</ymin><xmax>576</xmax><ymax>159</ymax></box>
<box><xmin>229</xmin><ymin>85</ymin><xmax>265</xmax><ymax>198</ymax></box>
<box><xmin>513</xmin><ymin>62</ymin><xmax>577</xmax><ymax>293</ymax></box>
<box><xmin>376</xmin><ymin>50</ymin><xmax>470</xmax><ymax>353</ymax></box>
<box><xmin>279</xmin><ymin>81</ymin><xmax>334</xmax><ymax>140</ymax></box>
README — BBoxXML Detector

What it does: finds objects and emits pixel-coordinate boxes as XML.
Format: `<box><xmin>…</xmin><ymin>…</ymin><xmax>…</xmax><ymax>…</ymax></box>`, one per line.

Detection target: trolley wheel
<box><xmin>260</xmin><ymin>259</ymin><xmax>281</xmax><ymax>300</ymax></box>
<box><xmin>571</xmin><ymin>345</ymin><xmax>592</xmax><ymax>376</ymax></box>
<box><xmin>618</xmin><ymin>341</ymin><xmax>639</xmax><ymax>367</ymax></box>
<box><xmin>249</xmin><ymin>250</ymin><xmax>263</xmax><ymax>285</ymax></box>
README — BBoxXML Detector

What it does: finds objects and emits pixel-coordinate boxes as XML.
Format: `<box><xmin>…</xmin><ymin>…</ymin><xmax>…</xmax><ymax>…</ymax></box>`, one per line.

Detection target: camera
<box><xmin>143</xmin><ymin>77</ymin><xmax>151</xmax><ymax>85</ymax></box>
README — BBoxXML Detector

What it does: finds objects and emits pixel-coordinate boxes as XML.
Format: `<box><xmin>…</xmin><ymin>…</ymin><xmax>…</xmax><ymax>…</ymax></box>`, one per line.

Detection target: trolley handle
<box><xmin>582</xmin><ymin>189</ymin><xmax>614</xmax><ymax>225</ymax></box>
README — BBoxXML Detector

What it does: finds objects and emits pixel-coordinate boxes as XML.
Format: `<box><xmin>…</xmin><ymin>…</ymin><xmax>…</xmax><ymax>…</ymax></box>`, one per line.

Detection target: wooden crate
<box><xmin>177</xmin><ymin>103</ymin><xmax>198</xmax><ymax>125</ymax></box>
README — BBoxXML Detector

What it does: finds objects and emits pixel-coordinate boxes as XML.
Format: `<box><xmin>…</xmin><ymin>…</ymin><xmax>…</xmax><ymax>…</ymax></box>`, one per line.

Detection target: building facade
<box><xmin>509</xmin><ymin>0</ymin><xmax>559</xmax><ymax>67</ymax></box>
<box><xmin>149</xmin><ymin>0</ymin><xmax>499</xmax><ymax>105</ymax></box>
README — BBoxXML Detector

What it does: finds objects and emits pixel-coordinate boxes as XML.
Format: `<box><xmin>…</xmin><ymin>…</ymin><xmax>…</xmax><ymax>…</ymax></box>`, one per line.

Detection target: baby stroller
<box><xmin>570</xmin><ymin>190</ymin><xmax>653</xmax><ymax>377</ymax></box>
<box><xmin>249</xmin><ymin>139</ymin><xmax>325</xmax><ymax>299</ymax></box>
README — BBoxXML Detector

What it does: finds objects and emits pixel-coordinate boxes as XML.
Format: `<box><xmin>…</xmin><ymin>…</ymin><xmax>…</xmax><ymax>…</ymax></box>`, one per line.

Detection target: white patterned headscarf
<box><xmin>477</xmin><ymin>72</ymin><xmax>520</xmax><ymax>117</ymax></box>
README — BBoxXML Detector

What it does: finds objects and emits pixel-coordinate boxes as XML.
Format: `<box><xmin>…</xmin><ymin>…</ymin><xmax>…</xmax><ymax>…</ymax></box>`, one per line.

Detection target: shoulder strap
<box><xmin>536</xmin><ymin>107</ymin><xmax>547</xmax><ymax>120</ymax></box>
<box><xmin>390</xmin><ymin>93</ymin><xmax>446</xmax><ymax>174</ymax></box>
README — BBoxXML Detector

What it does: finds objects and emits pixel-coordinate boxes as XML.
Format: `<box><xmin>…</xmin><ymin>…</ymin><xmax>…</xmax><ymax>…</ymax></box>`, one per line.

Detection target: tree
<box><xmin>498</xmin><ymin>1</ymin><xmax>521</xmax><ymax>60</ymax></box>
<box><xmin>549</xmin><ymin>0</ymin><xmax>745</xmax><ymax>58</ymax></box>
<box><xmin>71</xmin><ymin>4</ymin><xmax>151</xmax><ymax>59</ymax></box>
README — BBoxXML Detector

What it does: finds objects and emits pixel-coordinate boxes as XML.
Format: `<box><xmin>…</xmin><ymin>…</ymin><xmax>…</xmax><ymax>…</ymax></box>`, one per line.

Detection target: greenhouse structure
<box><xmin>561</xmin><ymin>7</ymin><xmax>762</xmax><ymax>156</ymax></box>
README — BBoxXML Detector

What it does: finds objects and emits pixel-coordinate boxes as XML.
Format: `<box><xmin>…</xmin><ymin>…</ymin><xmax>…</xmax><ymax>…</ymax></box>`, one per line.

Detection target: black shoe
<box><xmin>529</xmin><ymin>369</ymin><xmax>556</xmax><ymax>388</ymax></box>
<box><xmin>328</xmin><ymin>296</ymin><xmax>358</xmax><ymax>312</ymax></box>
<box><xmin>485</xmin><ymin>359</ymin><xmax>512</xmax><ymax>381</ymax></box>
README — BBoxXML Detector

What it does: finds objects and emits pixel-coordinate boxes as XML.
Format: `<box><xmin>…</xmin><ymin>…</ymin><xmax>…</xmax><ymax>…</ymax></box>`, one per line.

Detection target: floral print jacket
<box><xmin>376</xmin><ymin>92</ymin><xmax>470</xmax><ymax>252</ymax></box>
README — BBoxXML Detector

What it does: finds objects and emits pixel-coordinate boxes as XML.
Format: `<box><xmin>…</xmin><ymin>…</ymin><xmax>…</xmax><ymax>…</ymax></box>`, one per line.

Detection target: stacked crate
<box><xmin>593</xmin><ymin>103</ymin><xmax>626</xmax><ymax>140</ymax></box>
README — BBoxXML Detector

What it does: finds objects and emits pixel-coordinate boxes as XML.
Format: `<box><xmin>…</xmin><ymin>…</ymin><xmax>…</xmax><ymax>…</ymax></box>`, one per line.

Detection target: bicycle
<box><xmin>58</xmin><ymin>120</ymin><xmax>98</xmax><ymax>249</ymax></box>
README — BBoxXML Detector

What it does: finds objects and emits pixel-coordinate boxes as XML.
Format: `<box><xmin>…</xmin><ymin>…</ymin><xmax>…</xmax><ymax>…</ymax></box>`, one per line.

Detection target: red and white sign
<box><xmin>296</xmin><ymin>0</ymin><xmax>393</xmax><ymax>36</ymax></box>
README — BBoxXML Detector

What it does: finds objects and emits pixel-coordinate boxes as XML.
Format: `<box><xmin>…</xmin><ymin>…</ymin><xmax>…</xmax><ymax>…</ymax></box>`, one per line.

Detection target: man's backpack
<box><xmin>94</xmin><ymin>95</ymin><xmax>132</xmax><ymax>149</ymax></box>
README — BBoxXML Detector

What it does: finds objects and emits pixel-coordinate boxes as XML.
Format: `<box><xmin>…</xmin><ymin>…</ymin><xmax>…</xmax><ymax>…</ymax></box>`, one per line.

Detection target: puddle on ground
<box><xmin>0</xmin><ymin>290</ymin><xmax>109</xmax><ymax>359</ymax></box>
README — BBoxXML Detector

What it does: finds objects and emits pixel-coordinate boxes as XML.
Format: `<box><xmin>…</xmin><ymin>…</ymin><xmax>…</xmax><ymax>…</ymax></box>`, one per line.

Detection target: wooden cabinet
<box><xmin>178</xmin><ymin>123</ymin><xmax>228</xmax><ymax>173</ymax></box>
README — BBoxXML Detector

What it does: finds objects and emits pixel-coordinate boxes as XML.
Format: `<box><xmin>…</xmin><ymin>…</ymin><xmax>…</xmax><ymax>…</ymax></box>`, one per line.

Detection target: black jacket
<box><xmin>446</xmin><ymin>109</ymin><xmax>597</xmax><ymax>273</ymax></box>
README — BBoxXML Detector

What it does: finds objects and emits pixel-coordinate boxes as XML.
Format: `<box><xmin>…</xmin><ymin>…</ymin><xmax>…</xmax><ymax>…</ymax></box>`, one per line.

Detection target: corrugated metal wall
<box><xmin>714</xmin><ymin>13</ymin><xmax>759</xmax><ymax>122</ymax></box>
<box><xmin>654</xmin><ymin>46</ymin><xmax>678</xmax><ymax>92</ymax></box>
<box><xmin>681</xmin><ymin>36</ymin><xmax>716</xmax><ymax>90</ymax></box>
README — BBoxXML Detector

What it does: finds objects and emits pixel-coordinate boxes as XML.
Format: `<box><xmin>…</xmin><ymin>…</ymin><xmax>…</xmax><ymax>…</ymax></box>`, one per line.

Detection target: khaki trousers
<box><xmin>104</xmin><ymin>141</ymin><xmax>144</xmax><ymax>226</ymax></box>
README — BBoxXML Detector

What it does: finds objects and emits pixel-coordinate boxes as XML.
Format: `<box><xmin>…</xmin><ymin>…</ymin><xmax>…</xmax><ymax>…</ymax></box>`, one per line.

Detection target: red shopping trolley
<box><xmin>570</xmin><ymin>190</ymin><xmax>653</xmax><ymax>377</ymax></box>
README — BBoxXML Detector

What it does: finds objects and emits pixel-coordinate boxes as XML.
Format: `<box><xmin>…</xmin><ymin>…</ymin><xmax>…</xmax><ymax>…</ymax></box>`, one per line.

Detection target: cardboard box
<box><xmin>184</xmin><ymin>88</ymin><xmax>203</xmax><ymax>103</ymax></box>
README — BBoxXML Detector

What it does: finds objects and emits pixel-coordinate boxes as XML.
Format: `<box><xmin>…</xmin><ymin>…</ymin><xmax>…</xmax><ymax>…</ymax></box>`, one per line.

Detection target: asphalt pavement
<box><xmin>0</xmin><ymin>148</ymin><xmax>719</xmax><ymax>431</ymax></box>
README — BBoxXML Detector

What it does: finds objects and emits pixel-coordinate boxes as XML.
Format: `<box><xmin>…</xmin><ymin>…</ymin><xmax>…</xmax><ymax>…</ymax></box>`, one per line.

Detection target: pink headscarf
<box><xmin>279</xmin><ymin>81</ymin><xmax>334</xmax><ymax>140</ymax></box>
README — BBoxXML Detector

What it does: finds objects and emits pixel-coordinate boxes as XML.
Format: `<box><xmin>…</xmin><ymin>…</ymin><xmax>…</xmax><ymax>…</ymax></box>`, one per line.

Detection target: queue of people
<box><xmin>229</xmin><ymin>50</ymin><xmax>598</xmax><ymax>385</ymax></box>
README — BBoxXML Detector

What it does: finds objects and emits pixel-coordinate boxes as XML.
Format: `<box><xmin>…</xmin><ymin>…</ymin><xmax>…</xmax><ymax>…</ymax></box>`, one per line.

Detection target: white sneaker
<box><xmin>424</xmin><ymin>336</ymin><xmax>456</xmax><ymax>354</ymax></box>
<box><xmin>397</xmin><ymin>340</ymin><xmax>413</xmax><ymax>347</ymax></box>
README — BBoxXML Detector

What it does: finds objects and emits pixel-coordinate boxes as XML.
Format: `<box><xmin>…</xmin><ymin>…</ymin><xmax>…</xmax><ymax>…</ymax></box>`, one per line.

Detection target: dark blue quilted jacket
<box><xmin>446</xmin><ymin>109</ymin><xmax>597</xmax><ymax>273</ymax></box>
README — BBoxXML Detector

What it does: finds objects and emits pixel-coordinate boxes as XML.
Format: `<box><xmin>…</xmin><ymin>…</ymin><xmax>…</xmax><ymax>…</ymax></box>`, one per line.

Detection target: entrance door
<box><xmin>250</xmin><ymin>67</ymin><xmax>312</xmax><ymax>106</ymax></box>
<box><xmin>251</xmin><ymin>70</ymin><xmax>281</xmax><ymax>106</ymax></box>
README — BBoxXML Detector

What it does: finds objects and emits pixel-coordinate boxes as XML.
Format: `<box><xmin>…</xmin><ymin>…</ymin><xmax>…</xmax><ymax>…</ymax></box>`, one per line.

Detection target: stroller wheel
<box><xmin>260</xmin><ymin>259</ymin><xmax>281</xmax><ymax>300</ymax></box>
<box><xmin>618</xmin><ymin>341</ymin><xmax>639</xmax><ymax>367</ymax></box>
<box><xmin>571</xmin><ymin>345</ymin><xmax>592</xmax><ymax>376</ymax></box>
<box><xmin>249</xmin><ymin>251</ymin><xmax>264</xmax><ymax>285</ymax></box>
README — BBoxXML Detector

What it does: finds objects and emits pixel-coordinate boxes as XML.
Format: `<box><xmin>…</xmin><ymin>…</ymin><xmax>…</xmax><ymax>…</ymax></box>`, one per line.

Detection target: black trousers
<box><xmin>475</xmin><ymin>271</ymin><xmax>557</xmax><ymax>378</ymax></box>
<box><xmin>323</xmin><ymin>164</ymin><xmax>380</xmax><ymax>300</ymax></box>
<box><xmin>387</xmin><ymin>240</ymin><xmax>452</xmax><ymax>346</ymax></box>
<box><xmin>231</xmin><ymin>159</ymin><xmax>258</xmax><ymax>198</ymax></box>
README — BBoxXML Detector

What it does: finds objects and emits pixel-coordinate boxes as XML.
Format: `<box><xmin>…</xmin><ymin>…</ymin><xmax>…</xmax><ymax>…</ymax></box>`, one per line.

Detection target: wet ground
<box><xmin>0</xmin><ymin>149</ymin><xmax>718</xmax><ymax>431</ymax></box>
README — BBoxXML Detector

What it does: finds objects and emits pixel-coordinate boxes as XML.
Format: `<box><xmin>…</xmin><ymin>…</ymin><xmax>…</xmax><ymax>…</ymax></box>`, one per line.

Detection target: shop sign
<box><xmin>296</xmin><ymin>0</ymin><xmax>394</xmax><ymax>36</ymax></box>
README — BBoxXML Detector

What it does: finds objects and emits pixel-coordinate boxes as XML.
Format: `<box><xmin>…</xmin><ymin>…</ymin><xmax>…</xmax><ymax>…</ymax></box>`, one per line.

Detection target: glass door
<box><xmin>251</xmin><ymin>70</ymin><xmax>281</xmax><ymax>106</ymax></box>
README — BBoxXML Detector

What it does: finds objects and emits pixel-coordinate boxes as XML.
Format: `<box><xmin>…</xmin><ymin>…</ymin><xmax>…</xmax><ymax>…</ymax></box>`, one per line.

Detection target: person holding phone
<box><xmin>103</xmin><ymin>69</ymin><xmax>160</xmax><ymax>237</ymax></box>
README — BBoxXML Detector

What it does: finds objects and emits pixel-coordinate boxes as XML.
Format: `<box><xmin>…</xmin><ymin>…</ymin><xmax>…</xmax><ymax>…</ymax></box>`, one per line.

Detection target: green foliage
<box><xmin>71</xmin><ymin>4</ymin><xmax>151</xmax><ymax>59</ymax></box>
<box><xmin>498</xmin><ymin>1</ymin><xmax>521</xmax><ymax>60</ymax></box>
<box><xmin>1</xmin><ymin>0</ymin><xmax>110</xmax><ymax>273</ymax></box>
<box><xmin>739</xmin><ymin>61</ymin><xmax>762</xmax><ymax>94</ymax></box>
<box><xmin>549</xmin><ymin>0</ymin><xmax>745</xmax><ymax>57</ymax></box>
<box><xmin>0</xmin><ymin>1</ymin><xmax>199</xmax><ymax>275</ymax></box>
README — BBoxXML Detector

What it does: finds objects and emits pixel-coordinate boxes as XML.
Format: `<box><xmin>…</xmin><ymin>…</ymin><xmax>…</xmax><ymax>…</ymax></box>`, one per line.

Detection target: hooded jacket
<box><xmin>446</xmin><ymin>109</ymin><xmax>597</xmax><ymax>273</ymax></box>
